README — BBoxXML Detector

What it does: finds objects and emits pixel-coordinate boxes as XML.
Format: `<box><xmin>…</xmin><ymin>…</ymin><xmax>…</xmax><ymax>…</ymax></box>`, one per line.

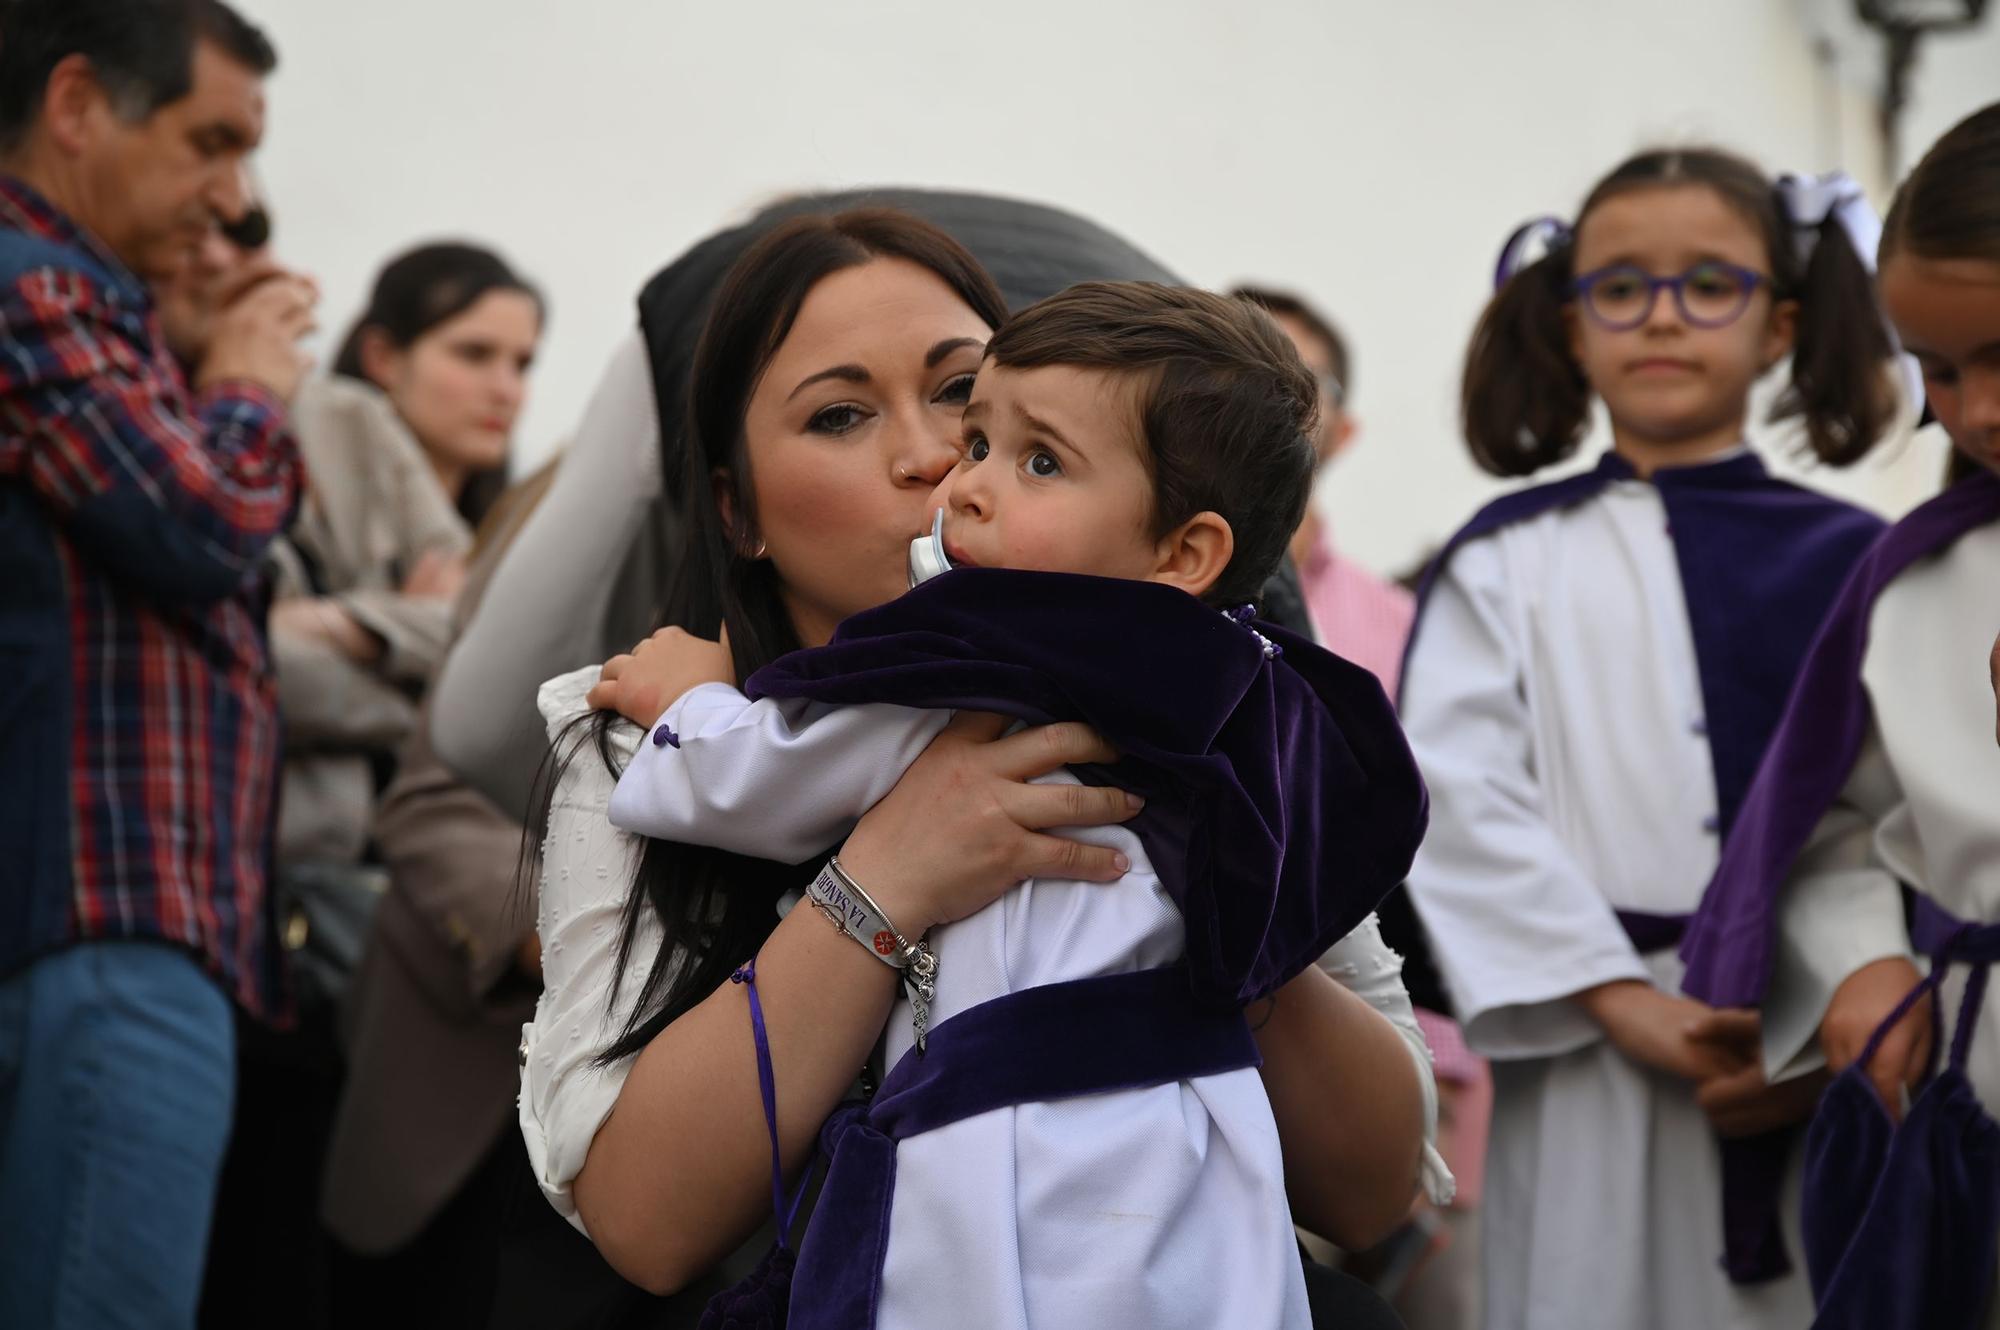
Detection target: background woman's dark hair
<box><xmin>1462</xmin><ymin>146</ymin><xmax>1898</xmax><ymax>477</ymax></box>
<box><xmin>332</xmin><ymin>241</ymin><xmax>544</xmax><ymax>527</ymax></box>
<box><xmin>550</xmin><ymin>208</ymin><xmax>1007</xmax><ymax>1066</ymax></box>
<box><xmin>1230</xmin><ymin>285</ymin><xmax>1352</xmax><ymax>399</ymax></box>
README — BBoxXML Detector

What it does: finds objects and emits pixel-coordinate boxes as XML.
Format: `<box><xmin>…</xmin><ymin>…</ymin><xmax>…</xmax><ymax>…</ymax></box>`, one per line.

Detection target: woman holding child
<box><xmin>478</xmin><ymin>205</ymin><xmax>1437</xmax><ymax>1327</ymax></box>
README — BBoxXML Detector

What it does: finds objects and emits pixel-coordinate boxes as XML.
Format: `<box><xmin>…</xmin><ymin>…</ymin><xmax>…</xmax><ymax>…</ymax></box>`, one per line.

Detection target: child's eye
<box><xmin>1027</xmin><ymin>450</ymin><xmax>1062</xmax><ymax>479</ymax></box>
<box><xmin>808</xmin><ymin>404</ymin><xmax>867</xmax><ymax>435</ymax></box>
<box><xmin>1921</xmin><ymin>361</ymin><xmax>1960</xmax><ymax>386</ymax></box>
<box><xmin>936</xmin><ymin>374</ymin><xmax>976</xmax><ymax>405</ymax></box>
<box><xmin>965</xmin><ymin>434</ymin><xmax>990</xmax><ymax>462</ymax></box>
<box><xmin>1685</xmin><ymin>263</ymin><xmax>1745</xmax><ymax>298</ymax></box>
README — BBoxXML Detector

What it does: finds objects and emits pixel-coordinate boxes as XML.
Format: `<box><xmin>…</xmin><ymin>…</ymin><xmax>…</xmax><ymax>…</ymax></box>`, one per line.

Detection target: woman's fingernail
<box><xmin>1125</xmin><ymin>793</ymin><xmax>1145</xmax><ymax>812</ymax></box>
<box><xmin>1112</xmin><ymin>852</ymin><xmax>1131</xmax><ymax>873</ymax></box>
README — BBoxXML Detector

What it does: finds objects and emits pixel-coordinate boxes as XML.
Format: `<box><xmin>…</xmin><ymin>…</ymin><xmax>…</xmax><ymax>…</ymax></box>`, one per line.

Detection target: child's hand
<box><xmin>1821</xmin><ymin>956</ymin><xmax>1930</xmax><ymax>1123</ymax></box>
<box><xmin>1575</xmin><ymin>980</ymin><xmax>1751</xmax><ymax>1084</ymax></box>
<box><xmin>586</xmin><ymin>625</ymin><xmax>735</xmax><ymax>729</ymax></box>
<box><xmin>1694</xmin><ymin>1060</ymin><xmax>1830</xmax><ymax>1138</ymax></box>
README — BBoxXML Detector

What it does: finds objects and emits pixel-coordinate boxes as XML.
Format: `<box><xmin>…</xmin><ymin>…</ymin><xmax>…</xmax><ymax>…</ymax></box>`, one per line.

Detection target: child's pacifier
<box><xmin>908</xmin><ymin>509</ymin><xmax>954</xmax><ymax>588</ymax></box>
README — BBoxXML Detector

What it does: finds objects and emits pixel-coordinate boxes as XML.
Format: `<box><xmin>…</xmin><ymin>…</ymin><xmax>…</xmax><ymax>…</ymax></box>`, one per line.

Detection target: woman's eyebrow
<box><xmin>787</xmin><ymin>364</ymin><xmax>869</xmax><ymax>401</ymax></box>
<box><xmin>926</xmin><ymin>337</ymin><xmax>985</xmax><ymax>367</ymax></box>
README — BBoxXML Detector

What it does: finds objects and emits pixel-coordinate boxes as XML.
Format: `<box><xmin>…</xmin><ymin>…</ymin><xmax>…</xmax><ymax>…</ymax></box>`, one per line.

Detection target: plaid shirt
<box><xmin>0</xmin><ymin>175</ymin><xmax>300</xmax><ymax>1018</ymax></box>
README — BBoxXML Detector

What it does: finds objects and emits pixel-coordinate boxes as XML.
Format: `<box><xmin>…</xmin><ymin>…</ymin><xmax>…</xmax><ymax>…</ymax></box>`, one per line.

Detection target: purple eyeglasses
<box><xmin>1570</xmin><ymin>260</ymin><xmax>1770</xmax><ymax>332</ymax></box>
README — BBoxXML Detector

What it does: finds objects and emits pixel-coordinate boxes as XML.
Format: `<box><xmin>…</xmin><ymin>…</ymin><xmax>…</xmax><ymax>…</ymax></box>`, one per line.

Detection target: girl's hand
<box><xmin>1576</xmin><ymin>980</ymin><xmax>1751</xmax><ymax>1083</ymax></box>
<box><xmin>1821</xmin><ymin>956</ymin><xmax>1931</xmax><ymax>1123</ymax></box>
<box><xmin>839</xmin><ymin>712</ymin><xmax>1145</xmax><ymax>935</ymax></box>
<box><xmin>1695</xmin><ymin>1061</ymin><xmax>1830</xmax><ymax>1138</ymax></box>
<box><xmin>587</xmin><ymin>625</ymin><xmax>736</xmax><ymax>728</ymax></box>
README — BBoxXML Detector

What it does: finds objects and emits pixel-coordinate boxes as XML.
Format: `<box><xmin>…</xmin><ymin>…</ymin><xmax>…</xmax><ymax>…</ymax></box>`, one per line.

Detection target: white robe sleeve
<box><xmin>1319</xmin><ymin>914</ymin><xmax>1455</xmax><ymax>1205</ymax></box>
<box><xmin>1761</xmin><ymin>723</ymin><xmax>1915</xmax><ymax>1080</ymax></box>
<box><xmin>518</xmin><ymin>666</ymin><xmax>666</xmax><ymax>1233</ymax></box>
<box><xmin>1401</xmin><ymin>539</ymin><xmax>1650</xmax><ymax>1061</ymax></box>
<box><xmin>606</xmin><ymin>683</ymin><xmax>951</xmax><ymax>863</ymax></box>
<box><xmin>431</xmin><ymin>330</ymin><xmax>663</xmax><ymax>819</ymax></box>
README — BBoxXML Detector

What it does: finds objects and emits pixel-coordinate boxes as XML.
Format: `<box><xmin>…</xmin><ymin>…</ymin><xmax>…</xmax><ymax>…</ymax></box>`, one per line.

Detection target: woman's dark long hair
<box><xmin>550</xmin><ymin>209</ymin><xmax>1007</xmax><ymax>1065</ymax></box>
<box><xmin>1462</xmin><ymin>147</ymin><xmax>1899</xmax><ymax>477</ymax></box>
<box><xmin>332</xmin><ymin>241</ymin><xmax>544</xmax><ymax>527</ymax></box>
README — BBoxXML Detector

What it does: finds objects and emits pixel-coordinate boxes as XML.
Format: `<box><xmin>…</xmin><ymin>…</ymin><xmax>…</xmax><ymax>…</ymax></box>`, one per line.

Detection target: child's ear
<box><xmin>1761</xmin><ymin>296</ymin><xmax>1800</xmax><ymax>373</ymax></box>
<box><xmin>1149</xmin><ymin>511</ymin><xmax>1235</xmax><ymax>600</ymax></box>
<box><xmin>1563</xmin><ymin>301</ymin><xmax>1585</xmax><ymax>367</ymax></box>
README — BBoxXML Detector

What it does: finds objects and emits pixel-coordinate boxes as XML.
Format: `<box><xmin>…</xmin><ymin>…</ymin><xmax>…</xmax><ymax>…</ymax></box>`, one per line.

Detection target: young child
<box><xmin>1680</xmin><ymin>102</ymin><xmax>2000</xmax><ymax>1330</ymax></box>
<box><xmin>1399</xmin><ymin>147</ymin><xmax>1906</xmax><ymax>1330</ymax></box>
<box><xmin>598</xmin><ymin>281</ymin><xmax>1438</xmax><ymax>1329</ymax></box>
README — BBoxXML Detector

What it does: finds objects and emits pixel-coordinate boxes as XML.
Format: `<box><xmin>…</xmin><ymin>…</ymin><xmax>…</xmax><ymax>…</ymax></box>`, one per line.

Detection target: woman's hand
<box><xmin>269</xmin><ymin>596</ymin><xmax>384</xmax><ymax>666</ymax></box>
<box><xmin>587</xmin><ymin>625</ymin><xmax>737</xmax><ymax>728</ymax></box>
<box><xmin>1821</xmin><ymin>956</ymin><xmax>1930</xmax><ymax>1122</ymax></box>
<box><xmin>839</xmin><ymin>712</ymin><xmax>1144</xmax><ymax>935</ymax></box>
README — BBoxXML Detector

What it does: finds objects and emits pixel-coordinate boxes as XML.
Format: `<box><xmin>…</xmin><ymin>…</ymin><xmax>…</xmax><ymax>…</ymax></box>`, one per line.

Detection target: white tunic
<box><xmin>1402</xmin><ymin>469</ymin><xmax>1815</xmax><ymax>1330</ymax></box>
<box><xmin>1762</xmin><ymin>519</ymin><xmax>2000</xmax><ymax>1157</ymax></box>
<box><xmin>520</xmin><ymin>666</ymin><xmax>1445</xmax><ymax>1330</ymax></box>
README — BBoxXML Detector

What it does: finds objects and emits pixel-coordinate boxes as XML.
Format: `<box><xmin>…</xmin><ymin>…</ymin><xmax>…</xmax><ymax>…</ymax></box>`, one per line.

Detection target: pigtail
<box><xmin>1770</xmin><ymin>217</ymin><xmax>1898</xmax><ymax>466</ymax></box>
<box><xmin>1461</xmin><ymin>245</ymin><xmax>1591</xmax><ymax>478</ymax></box>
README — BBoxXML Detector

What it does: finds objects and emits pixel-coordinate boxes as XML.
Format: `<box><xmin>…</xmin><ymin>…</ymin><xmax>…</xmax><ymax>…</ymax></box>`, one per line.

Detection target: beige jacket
<box><xmin>270</xmin><ymin>376</ymin><xmax>470</xmax><ymax>866</ymax></box>
<box><xmin>319</xmin><ymin>467</ymin><xmax>554</xmax><ymax>1254</ymax></box>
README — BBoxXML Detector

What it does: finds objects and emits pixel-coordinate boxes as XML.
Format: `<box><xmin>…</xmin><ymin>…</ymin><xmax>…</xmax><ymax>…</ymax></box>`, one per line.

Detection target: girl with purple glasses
<box><xmin>1399</xmin><ymin>146</ymin><xmax>1905</xmax><ymax>1330</ymax></box>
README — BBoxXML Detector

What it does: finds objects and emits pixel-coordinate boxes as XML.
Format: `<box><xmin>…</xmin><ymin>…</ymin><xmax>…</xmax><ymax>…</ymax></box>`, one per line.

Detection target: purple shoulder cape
<box><xmin>1405</xmin><ymin>450</ymin><xmax>1886</xmax><ymax>839</ymax></box>
<box><xmin>1680</xmin><ymin>468</ymin><xmax>2000</xmax><ymax>1007</ymax></box>
<box><xmin>746</xmin><ymin>567</ymin><xmax>1428</xmax><ymax>1006</ymax></box>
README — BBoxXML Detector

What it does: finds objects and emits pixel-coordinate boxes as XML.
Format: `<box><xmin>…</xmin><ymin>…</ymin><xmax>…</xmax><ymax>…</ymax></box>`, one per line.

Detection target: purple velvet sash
<box><xmin>750</xmin><ymin>568</ymin><xmax>1428</xmax><ymax>1008</ymax></box>
<box><xmin>1405</xmin><ymin>451</ymin><xmax>1882</xmax><ymax>1284</ymax></box>
<box><xmin>1802</xmin><ymin>900</ymin><xmax>2000</xmax><ymax>1329</ymax></box>
<box><xmin>775</xmin><ymin>966</ymin><xmax>1261</xmax><ymax>1329</ymax></box>
<box><xmin>1615</xmin><ymin>910</ymin><xmax>1798</xmax><ymax>1283</ymax></box>
<box><xmin>1681</xmin><ymin>468</ymin><xmax>2000</xmax><ymax>1008</ymax></box>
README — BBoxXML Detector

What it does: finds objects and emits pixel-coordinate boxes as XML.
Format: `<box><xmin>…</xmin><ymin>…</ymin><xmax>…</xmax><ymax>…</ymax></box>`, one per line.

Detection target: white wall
<box><xmin>244</xmin><ymin>0</ymin><xmax>1999</xmax><ymax>576</ymax></box>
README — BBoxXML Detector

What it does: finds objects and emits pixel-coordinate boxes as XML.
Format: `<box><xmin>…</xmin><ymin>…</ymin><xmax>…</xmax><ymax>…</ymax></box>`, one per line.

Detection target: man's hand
<box><xmin>195</xmin><ymin>262</ymin><xmax>318</xmax><ymax>402</ymax></box>
<box><xmin>586</xmin><ymin>625</ymin><xmax>736</xmax><ymax>728</ymax></box>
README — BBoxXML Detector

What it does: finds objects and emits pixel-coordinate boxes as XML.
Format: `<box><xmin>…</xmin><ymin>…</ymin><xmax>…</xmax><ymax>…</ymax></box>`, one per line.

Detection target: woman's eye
<box><xmin>1027</xmin><ymin>450</ymin><xmax>1062</xmax><ymax>478</ymax></box>
<box><xmin>808</xmin><ymin>404</ymin><xmax>866</xmax><ymax>434</ymax></box>
<box><xmin>936</xmin><ymin>373</ymin><xmax>976</xmax><ymax>405</ymax></box>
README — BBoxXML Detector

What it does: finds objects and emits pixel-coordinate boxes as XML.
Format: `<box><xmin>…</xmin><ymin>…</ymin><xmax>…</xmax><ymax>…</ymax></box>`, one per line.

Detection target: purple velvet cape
<box><xmin>1407</xmin><ymin>450</ymin><xmax>1885</xmax><ymax>844</ymax></box>
<box><xmin>746</xmin><ymin>566</ymin><xmax>1428</xmax><ymax>1007</ymax></box>
<box><xmin>1403</xmin><ymin>449</ymin><xmax>1885</xmax><ymax>1284</ymax></box>
<box><xmin>1680</xmin><ymin>467</ymin><xmax>2000</xmax><ymax>1006</ymax></box>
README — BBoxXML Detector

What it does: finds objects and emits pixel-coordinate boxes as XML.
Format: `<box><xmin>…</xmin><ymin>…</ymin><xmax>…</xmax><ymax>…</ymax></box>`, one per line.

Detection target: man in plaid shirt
<box><xmin>0</xmin><ymin>3</ymin><xmax>317</xmax><ymax>1325</ymax></box>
